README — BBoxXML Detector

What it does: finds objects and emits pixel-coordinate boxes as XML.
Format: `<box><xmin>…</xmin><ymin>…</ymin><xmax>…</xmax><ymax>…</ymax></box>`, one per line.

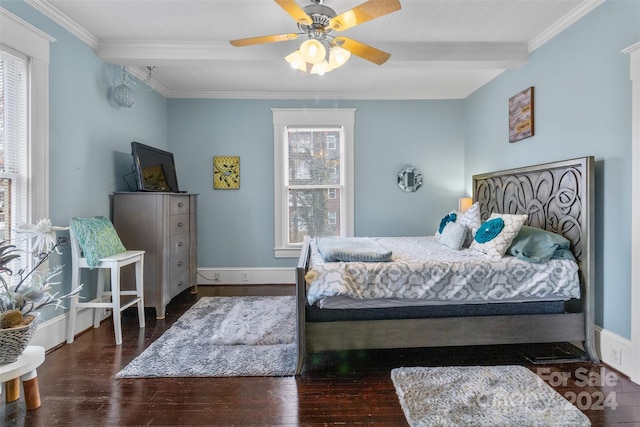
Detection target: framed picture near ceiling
<box><xmin>509</xmin><ymin>87</ymin><xmax>534</xmax><ymax>143</ymax></box>
<box><xmin>213</xmin><ymin>156</ymin><xmax>240</xmax><ymax>189</ymax></box>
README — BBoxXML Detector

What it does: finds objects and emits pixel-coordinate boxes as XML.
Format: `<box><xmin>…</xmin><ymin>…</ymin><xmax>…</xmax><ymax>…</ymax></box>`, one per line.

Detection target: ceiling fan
<box><xmin>229</xmin><ymin>0</ymin><xmax>401</xmax><ymax>73</ymax></box>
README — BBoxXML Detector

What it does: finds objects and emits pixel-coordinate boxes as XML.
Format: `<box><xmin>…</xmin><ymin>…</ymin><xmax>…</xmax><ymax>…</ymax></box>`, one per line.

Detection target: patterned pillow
<box><xmin>457</xmin><ymin>202</ymin><xmax>481</xmax><ymax>247</ymax></box>
<box><xmin>435</xmin><ymin>212</ymin><xmax>457</xmax><ymax>237</ymax></box>
<box><xmin>470</xmin><ymin>213</ymin><xmax>528</xmax><ymax>259</ymax></box>
<box><xmin>70</xmin><ymin>216</ymin><xmax>127</xmax><ymax>269</ymax></box>
<box><xmin>439</xmin><ymin>221</ymin><xmax>467</xmax><ymax>250</ymax></box>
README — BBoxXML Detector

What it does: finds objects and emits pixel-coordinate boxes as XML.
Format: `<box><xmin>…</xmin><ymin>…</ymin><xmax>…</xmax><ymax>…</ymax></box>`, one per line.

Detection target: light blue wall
<box><xmin>2</xmin><ymin>1</ymin><xmax>169</xmax><ymax>320</ymax></box>
<box><xmin>169</xmin><ymin>99</ymin><xmax>465</xmax><ymax>267</ymax></box>
<box><xmin>5</xmin><ymin>0</ymin><xmax>638</xmax><ymax>341</ymax></box>
<box><xmin>464</xmin><ymin>0</ymin><xmax>640</xmax><ymax>339</ymax></box>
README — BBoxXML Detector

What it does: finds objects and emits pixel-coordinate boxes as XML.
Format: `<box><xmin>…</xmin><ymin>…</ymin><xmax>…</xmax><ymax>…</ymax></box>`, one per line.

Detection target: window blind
<box><xmin>1</xmin><ymin>48</ymin><xmax>29</xmax><ymax>243</ymax></box>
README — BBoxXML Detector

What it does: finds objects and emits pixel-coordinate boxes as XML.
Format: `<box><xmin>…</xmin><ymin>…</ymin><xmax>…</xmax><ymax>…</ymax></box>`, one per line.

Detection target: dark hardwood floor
<box><xmin>3</xmin><ymin>285</ymin><xmax>639</xmax><ymax>426</ymax></box>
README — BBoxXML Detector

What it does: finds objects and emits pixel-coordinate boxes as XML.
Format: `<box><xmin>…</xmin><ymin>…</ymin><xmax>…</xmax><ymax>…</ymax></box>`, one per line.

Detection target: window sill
<box><xmin>274</xmin><ymin>247</ymin><xmax>302</xmax><ymax>258</ymax></box>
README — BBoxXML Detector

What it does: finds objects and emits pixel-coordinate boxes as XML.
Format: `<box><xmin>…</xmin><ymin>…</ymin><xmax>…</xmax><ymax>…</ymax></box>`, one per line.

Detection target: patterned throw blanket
<box><xmin>316</xmin><ymin>237</ymin><xmax>392</xmax><ymax>262</ymax></box>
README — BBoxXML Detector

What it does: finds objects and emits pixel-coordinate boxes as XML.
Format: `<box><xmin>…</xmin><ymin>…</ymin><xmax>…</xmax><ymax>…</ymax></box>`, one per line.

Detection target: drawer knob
<box><xmin>177</xmin><ymin>261</ymin><xmax>183</xmax><ymax>267</ymax></box>
<box><xmin>178</xmin><ymin>281</ymin><xmax>184</xmax><ymax>287</ymax></box>
<box><xmin>178</xmin><ymin>241</ymin><xmax>184</xmax><ymax>247</ymax></box>
<box><xmin>178</xmin><ymin>202</ymin><xmax>184</xmax><ymax>208</ymax></box>
<box><xmin>178</xmin><ymin>222</ymin><xmax>183</xmax><ymax>227</ymax></box>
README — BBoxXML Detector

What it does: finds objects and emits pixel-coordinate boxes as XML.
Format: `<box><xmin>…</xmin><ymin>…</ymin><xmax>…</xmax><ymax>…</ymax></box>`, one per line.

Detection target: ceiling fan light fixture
<box><xmin>285</xmin><ymin>50</ymin><xmax>308</xmax><ymax>72</ymax></box>
<box><xmin>310</xmin><ymin>60</ymin><xmax>331</xmax><ymax>75</ymax></box>
<box><xmin>328</xmin><ymin>45</ymin><xmax>351</xmax><ymax>69</ymax></box>
<box><xmin>232</xmin><ymin>0</ymin><xmax>400</xmax><ymax>74</ymax></box>
<box><xmin>299</xmin><ymin>39</ymin><xmax>326</xmax><ymax>64</ymax></box>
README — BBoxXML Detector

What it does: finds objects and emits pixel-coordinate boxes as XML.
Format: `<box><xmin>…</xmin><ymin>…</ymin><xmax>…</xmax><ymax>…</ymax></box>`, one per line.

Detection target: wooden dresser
<box><xmin>112</xmin><ymin>192</ymin><xmax>197</xmax><ymax>318</ymax></box>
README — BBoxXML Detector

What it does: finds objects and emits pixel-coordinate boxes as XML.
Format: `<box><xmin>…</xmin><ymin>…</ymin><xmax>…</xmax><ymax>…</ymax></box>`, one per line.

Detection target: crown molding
<box><xmin>528</xmin><ymin>0</ymin><xmax>604</xmax><ymax>52</ymax></box>
<box><xmin>623</xmin><ymin>41</ymin><xmax>640</xmax><ymax>55</ymax></box>
<box><xmin>25</xmin><ymin>0</ymin><xmax>98</xmax><ymax>49</ymax></box>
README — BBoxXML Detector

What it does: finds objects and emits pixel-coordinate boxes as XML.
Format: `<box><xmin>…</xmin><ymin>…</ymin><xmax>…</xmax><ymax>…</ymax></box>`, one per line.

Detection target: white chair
<box><xmin>66</xmin><ymin>217</ymin><xmax>145</xmax><ymax>345</ymax></box>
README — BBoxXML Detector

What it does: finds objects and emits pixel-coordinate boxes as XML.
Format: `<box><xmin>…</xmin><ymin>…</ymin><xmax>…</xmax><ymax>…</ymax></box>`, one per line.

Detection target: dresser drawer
<box><xmin>171</xmin><ymin>270</ymin><xmax>190</xmax><ymax>295</ymax></box>
<box><xmin>170</xmin><ymin>251</ymin><xmax>189</xmax><ymax>277</ymax></box>
<box><xmin>169</xmin><ymin>214</ymin><xmax>189</xmax><ymax>236</ymax></box>
<box><xmin>170</xmin><ymin>232</ymin><xmax>189</xmax><ymax>257</ymax></box>
<box><xmin>169</xmin><ymin>196</ymin><xmax>190</xmax><ymax>215</ymax></box>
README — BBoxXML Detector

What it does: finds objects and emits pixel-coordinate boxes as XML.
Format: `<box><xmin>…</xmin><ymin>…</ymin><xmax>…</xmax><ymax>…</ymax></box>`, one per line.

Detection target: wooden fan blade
<box><xmin>230</xmin><ymin>33</ymin><xmax>299</xmax><ymax>47</ymax></box>
<box><xmin>329</xmin><ymin>0</ymin><xmax>401</xmax><ymax>31</ymax></box>
<box><xmin>333</xmin><ymin>36</ymin><xmax>391</xmax><ymax>65</ymax></box>
<box><xmin>274</xmin><ymin>0</ymin><xmax>313</xmax><ymax>25</ymax></box>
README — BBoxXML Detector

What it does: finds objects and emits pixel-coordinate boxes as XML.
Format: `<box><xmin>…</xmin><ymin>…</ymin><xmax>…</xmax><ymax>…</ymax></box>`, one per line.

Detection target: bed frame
<box><xmin>295</xmin><ymin>156</ymin><xmax>598</xmax><ymax>374</ymax></box>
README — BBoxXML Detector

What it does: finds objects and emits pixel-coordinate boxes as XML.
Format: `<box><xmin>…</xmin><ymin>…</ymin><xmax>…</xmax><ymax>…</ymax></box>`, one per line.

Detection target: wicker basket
<box><xmin>0</xmin><ymin>315</ymin><xmax>39</xmax><ymax>365</ymax></box>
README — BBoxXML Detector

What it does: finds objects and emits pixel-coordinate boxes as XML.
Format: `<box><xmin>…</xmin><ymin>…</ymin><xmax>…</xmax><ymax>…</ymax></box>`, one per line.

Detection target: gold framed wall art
<box><xmin>213</xmin><ymin>156</ymin><xmax>240</xmax><ymax>189</ymax></box>
<box><xmin>509</xmin><ymin>87</ymin><xmax>534</xmax><ymax>143</ymax></box>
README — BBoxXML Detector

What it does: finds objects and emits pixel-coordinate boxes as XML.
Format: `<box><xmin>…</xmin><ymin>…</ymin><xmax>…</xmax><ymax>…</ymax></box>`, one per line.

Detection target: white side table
<box><xmin>0</xmin><ymin>346</ymin><xmax>45</xmax><ymax>410</ymax></box>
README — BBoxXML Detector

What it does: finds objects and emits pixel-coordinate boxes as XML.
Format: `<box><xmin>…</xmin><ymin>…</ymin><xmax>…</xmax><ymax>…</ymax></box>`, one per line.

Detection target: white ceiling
<box><xmin>26</xmin><ymin>0</ymin><xmax>603</xmax><ymax>99</ymax></box>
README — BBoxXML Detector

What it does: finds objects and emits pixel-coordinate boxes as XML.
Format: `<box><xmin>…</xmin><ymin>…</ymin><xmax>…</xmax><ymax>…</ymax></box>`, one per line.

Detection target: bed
<box><xmin>294</xmin><ymin>156</ymin><xmax>598</xmax><ymax>374</ymax></box>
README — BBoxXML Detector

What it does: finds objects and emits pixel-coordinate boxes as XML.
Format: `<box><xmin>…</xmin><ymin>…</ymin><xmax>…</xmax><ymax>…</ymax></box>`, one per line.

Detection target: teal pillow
<box><xmin>70</xmin><ymin>216</ymin><xmax>126</xmax><ymax>269</ymax></box>
<box><xmin>507</xmin><ymin>225</ymin><xmax>575</xmax><ymax>263</ymax></box>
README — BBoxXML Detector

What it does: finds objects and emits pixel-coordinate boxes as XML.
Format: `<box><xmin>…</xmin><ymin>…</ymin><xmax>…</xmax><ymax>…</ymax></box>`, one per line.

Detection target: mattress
<box><xmin>305</xmin><ymin>236</ymin><xmax>581</xmax><ymax>307</ymax></box>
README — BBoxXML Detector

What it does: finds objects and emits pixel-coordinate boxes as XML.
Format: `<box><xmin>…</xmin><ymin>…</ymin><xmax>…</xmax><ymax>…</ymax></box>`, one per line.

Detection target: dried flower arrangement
<box><xmin>0</xmin><ymin>219</ymin><xmax>82</xmax><ymax>329</ymax></box>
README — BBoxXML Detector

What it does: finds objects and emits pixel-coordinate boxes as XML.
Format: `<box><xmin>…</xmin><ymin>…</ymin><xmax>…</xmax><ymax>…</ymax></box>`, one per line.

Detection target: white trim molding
<box><xmin>272</xmin><ymin>108</ymin><xmax>356</xmax><ymax>258</ymax></box>
<box><xmin>528</xmin><ymin>0</ymin><xmax>604</xmax><ymax>52</ymax></box>
<box><xmin>0</xmin><ymin>8</ymin><xmax>56</xmax><ymax>61</ymax></box>
<box><xmin>624</xmin><ymin>41</ymin><xmax>640</xmax><ymax>385</ymax></box>
<box><xmin>31</xmin><ymin>310</ymin><xmax>110</xmax><ymax>351</ymax></box>
<box><xmin>197</xmin><ymin>267</ymin><xmax>295</xmax><ymax>285</ymax></box>
<box><xmin>25</xmin><ymin>0</ymin><xmax>97</xmax><ymax>49</ymax></box>
<box><xmin>0</xmin><ymin>7</ymin><xmax>53</xmax><ymax>224</ymax></box>
<box><xmin>595</xmin><ymin>327</ymin><xmax>633</xmax><ymax>378</ymax></box>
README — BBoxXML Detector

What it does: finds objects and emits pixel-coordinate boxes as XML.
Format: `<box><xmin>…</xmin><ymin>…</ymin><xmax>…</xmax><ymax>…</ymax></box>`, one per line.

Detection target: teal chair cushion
<box><xmin>70</xmin><ymin>216</ymin><xmax>126</xmax><ymax>269</ymax></box>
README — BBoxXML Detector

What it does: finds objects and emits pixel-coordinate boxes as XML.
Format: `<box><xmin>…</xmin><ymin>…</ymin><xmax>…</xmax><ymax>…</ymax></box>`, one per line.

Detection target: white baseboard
<box><xmin>31</xmin><ymin>309</ymin><xmax>109</xmax><ymax>352</ymax></box>
<box><xmin>197</xmin><ymin>267</ymin><xmax>295</xmax><ymax>285</ymax></box>
<box><xmin>595</xmin><ymin>326</ymin><xmax>633</xmax><ymax>378</ymax></box>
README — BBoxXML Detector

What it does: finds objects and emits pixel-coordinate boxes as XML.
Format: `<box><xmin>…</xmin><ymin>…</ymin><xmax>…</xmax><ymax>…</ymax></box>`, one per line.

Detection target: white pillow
<box><xmin>439</xmin><ymin>222</ymin><xmax>467</xmax><ymax>250</ymax></box>
<box><xmin>470</xmin><ymin>213</ymin><xmax>528</xmax><ymax>259</ymax></box>
<box><xmin>457</xmin><ymin>202</ymin><xmax>481</xmax><ymax>247</ymax></box>
<box><xmin>435</xmin><ymin>211</ymin><xmax>457</xmax><ymax>237</ymax></box>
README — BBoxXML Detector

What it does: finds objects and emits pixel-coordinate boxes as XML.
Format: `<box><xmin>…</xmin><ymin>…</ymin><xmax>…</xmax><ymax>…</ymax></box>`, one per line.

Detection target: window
<box><xmin>273</xmin><ymin>108</ymin><xmax>355</xmax><ymax>257</ymax></box>
<box><xmin>328</xmin><ymin>211</ymin><xmax>337</xmax><ymax>225</ymax></box>
<box><xmin>0</xmin><ymin>48</ymin><xmax>28</xmax><ymax>242</ymax></box>
<box><xmin>326</xmin><ymin>135</ymin><xmax>336</xmax><ymax>150</ymax></box>
<box><xmin>1</xmin><ymin>9</ymin><xmax>52</xmax><ymax>260</ymax></box>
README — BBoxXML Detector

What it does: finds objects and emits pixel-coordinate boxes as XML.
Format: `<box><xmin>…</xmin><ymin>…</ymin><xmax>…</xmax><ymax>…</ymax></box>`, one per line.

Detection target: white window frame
<box><xmin>1</xmin><ymin>9</ymin><xmax>53</xmax><ymax>234</ymax></box>
<box><xmin>272</xmin><ymin>108</ymin><xmax>355</xmax><ymax>258</ymax></box>
<box><xmin>625</xmin><ymin>41</ymin><xmax>640</xmax><ymax>384</ymax></box>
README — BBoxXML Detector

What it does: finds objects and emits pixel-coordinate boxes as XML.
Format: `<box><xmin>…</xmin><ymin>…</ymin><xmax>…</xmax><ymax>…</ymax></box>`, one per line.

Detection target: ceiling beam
<box><xmin>97</xmin><ymin>40</ymin><xmax>528</xmax><ymax>69</ymax></box>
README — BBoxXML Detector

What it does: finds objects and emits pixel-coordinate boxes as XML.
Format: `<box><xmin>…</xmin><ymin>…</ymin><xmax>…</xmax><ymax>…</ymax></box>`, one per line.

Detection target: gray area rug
<box><xmin>116</xmin><ymin>296</ymin><xmax>297</xmax><ymax>378</ymax></box>
<box><xmin>391</xmin><ymin>365</ymin><xmax>590</xmax><ymax>427</ymax></box>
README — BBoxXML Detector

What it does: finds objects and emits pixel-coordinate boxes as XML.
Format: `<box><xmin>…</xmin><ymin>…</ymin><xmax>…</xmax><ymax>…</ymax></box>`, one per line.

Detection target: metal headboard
<box><xmin>472</xmin><ymin>156</ymin><xmax>595</xmax><ymax>315</ymax></box>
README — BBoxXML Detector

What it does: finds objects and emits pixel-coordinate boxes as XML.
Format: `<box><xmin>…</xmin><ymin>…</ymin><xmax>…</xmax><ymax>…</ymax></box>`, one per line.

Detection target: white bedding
<box><xmin>305</xmin><ymin>236</ymin><xmax>581</xmax><ymax>307</ymax></box>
